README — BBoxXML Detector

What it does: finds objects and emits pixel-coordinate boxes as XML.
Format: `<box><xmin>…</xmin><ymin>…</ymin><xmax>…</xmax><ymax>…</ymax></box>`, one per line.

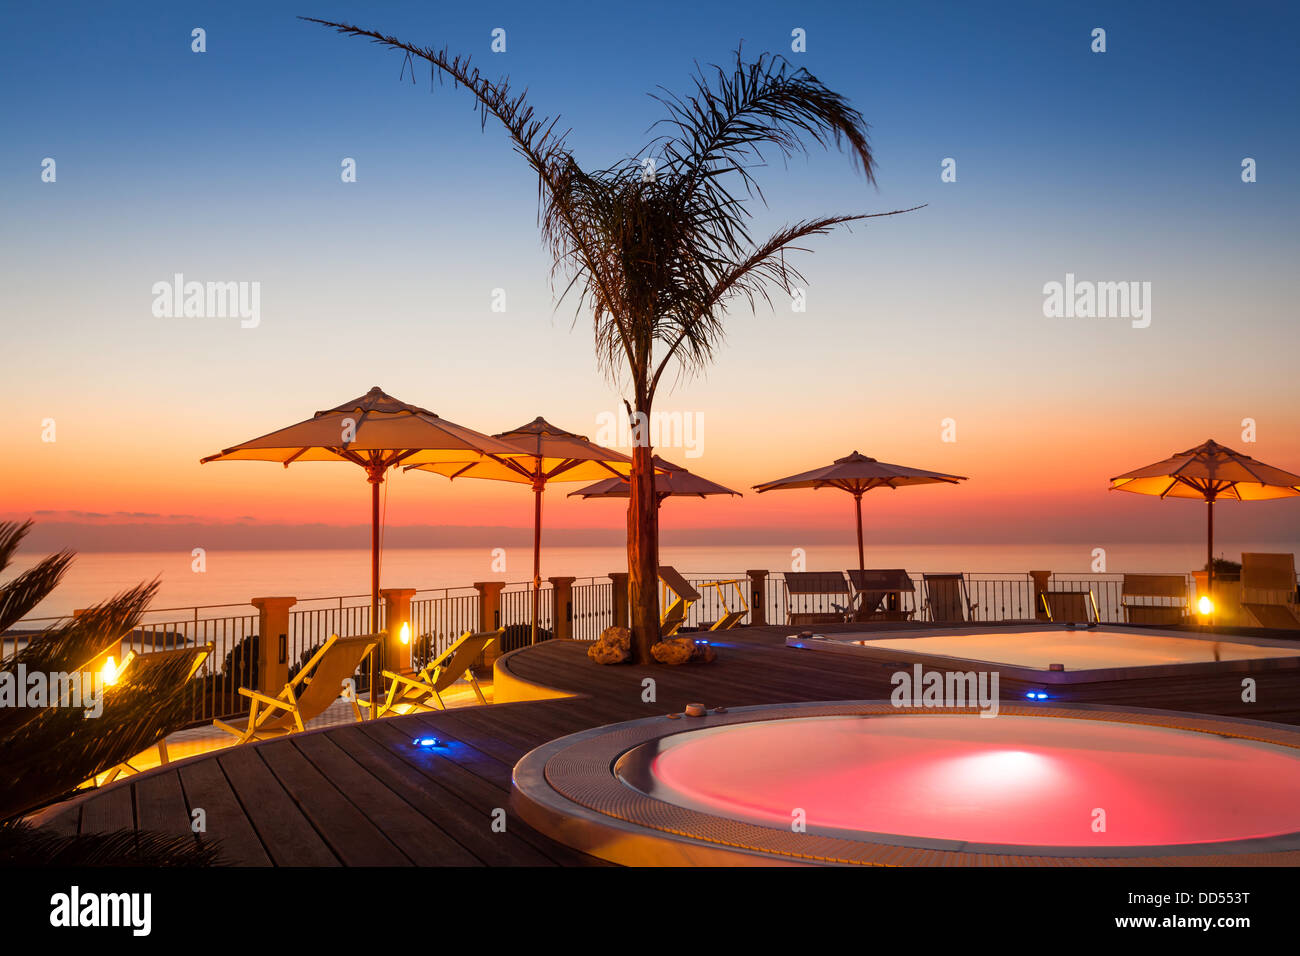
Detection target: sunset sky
<box><xmin>4</xmin><ymin>0</ymin><xmax>1298</xmax><ymax>552</ymax></box>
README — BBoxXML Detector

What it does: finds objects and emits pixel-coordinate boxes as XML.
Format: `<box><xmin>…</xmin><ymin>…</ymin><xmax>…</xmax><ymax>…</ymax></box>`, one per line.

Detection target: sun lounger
<box><xmin>213</xmin><ymin>634</ymin><xmax>377</xmax><ymax>743</ymax></box>
<box><xmin>922</xmin><ymin>573</ymin><xmax>978</xmax><ymax>623</ymax></box>
<box><xmin>1240</xmin><ymin>553</ymin><xmax>1300</xmax><ymax>629</ymax></box>
<box><xmin>1041</xmin><ymin>589</ymin><xmax>1099</xmax><ymax>624</ymax></box>
<box><xmin>100</xmin><ymin>643</ymin><xmax>214</xmax><ymax>784</ymax></box>
<box><xmin>847</xmin><ymin>569</ymin><xmax>915</xmax><ymax>622</ymax></box>
<box><xmin>659</xmin><ymin>566</ymin><xmax>702</xmax><ymax>636</ymax></box>
<box><xmin>784</xmin><ymin>571</ymin><xmax>852</xmax><ymax>625</ymax></box>
<box><xmin>698</xmin><ymin>578</ymin><xmax>749</xmax><ymax>630</ymax></box>
<box><xmin>378</xmin><ymin>628</ymin><xmax>501</xmax><ymax>716</ymax></box>
<box><xmin>1121</xmin><ymin>573</ymin><xmax>1189</xmax><ymax>626</ymax></box>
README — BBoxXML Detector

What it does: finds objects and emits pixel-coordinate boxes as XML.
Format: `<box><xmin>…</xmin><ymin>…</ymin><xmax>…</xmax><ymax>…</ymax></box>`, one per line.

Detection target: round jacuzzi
<box><xmin>510</xmin><ymin>701</ymin><xmax>1300</xmax><ymax>866</ymax></box>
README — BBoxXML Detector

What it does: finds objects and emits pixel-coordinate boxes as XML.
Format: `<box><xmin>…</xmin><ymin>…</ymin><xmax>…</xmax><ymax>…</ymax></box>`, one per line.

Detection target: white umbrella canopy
<box><xmin>406</xmin><ymin>417</ymin><xmax>638</xmax><ymax>643</ymax></box>
<box><xmin>569</xmin><ymin>455</ymin><xmax>743</xmax><ymax>501</ymax></box>
<box><xmin>201</xmin><ymin>386</ymin><xmax>527</xmax><ymax>698</ymax></box>
<box><xmin>754</xmin><ymin>451</ymin><xmax>967</xmax><ymax>571</ymax></box>
<box><xmin>1110</xmin><ymin>438</ymin><xmax>1300</xmax><ymax>593</ymax></box>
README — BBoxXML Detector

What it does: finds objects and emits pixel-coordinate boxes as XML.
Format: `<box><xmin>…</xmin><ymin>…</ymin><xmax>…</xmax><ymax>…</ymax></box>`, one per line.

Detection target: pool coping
<box><xmin>784</xmin><ymin>623</ymin><xmax>1300</xmax><ymax>684</ymax></box>
<box><xmin>511</xmin><ymin>700</ymin><xmax>1300</xmax><ymax>866</ymax></box>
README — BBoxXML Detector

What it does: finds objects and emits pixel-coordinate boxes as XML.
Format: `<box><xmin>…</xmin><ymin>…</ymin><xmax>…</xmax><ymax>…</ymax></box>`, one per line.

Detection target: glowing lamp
<box><xmin>101</xmin><ymin>656</ymin><xmax>119</xmax><ymax>686</ymax></box>
<box><xmin>1197</xmin><ymin>595</ymin><xmax>1214</xmax><ymax>616</ymax></box>
<box><xmin>413</xmin><ymin>737</ymin><xmax>440</xmax><ymax>748</ymax></box>
<box><xmin>400</xmin><ymin>622</ymin><xmax>410</xmax><ymax>645</ymax></box>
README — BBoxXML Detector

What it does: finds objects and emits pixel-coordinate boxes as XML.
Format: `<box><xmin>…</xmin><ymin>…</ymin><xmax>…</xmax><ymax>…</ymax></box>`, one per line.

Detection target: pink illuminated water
<box><xmin>643</xmin><ymin>715</ymin><xmax>1300</xmax><ymax>847</ymax></box>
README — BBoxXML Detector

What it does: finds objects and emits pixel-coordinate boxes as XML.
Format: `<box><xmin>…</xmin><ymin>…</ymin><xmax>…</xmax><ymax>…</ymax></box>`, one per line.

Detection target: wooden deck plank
<box><xmin>216</xmin><ymin>746</ymin><xmax>339</xmax><ymax>867</ymax></box>
<box><xmin>78</xmin><ymin>783</ymin><xmax>133</xmax><ymax>835</ymax></box>
<box><xmin>176</xmin><ymin>757</ymin><xmax>272</xmax><ymax>866</ymax></box>
<box><xmin>328</xmin><ymin>722</ymin><xmax>558</xmax><ymax>866</ymax></box>
<box><xmin>134</xmin><ymin>770</ymin><xmax>193</xmax><ymax>838</ymax></box>
<box><xmin>292</xmin><ymin>733</ymin><xmax>481</xmax><ymax>867</ymax></box>
<box><xmin>258</xmin><ymin>739</ymin><xmax>411</xmax><ymax>867</ymax></box>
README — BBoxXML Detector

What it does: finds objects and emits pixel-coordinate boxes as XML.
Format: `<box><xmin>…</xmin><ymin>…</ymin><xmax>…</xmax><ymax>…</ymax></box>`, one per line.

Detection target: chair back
<box><xmin>1241</xmin><ymin>553</ymin><xmax>1297</xmax><ymax>593</ymax></box>
<box><xmin>1121</xmin><ymin>574</ymin><xmax>1188</xmax><ymax>625</ymax></box>
<box><xmin>923</xmin><ymin>573</ymin><xmax>969</xmax><ymax>622</ymax></box>
<box><xmin>427</xmin><ymin>630</ymin><xmax>501</xmax><ymax>693</ymax></box>
<box><xmin>1042</xmin><ymin>590</ymin><xmax>1097</xmax><ymax>624</ymax></box>
<box><xmin>658</xmin><ymin>566</ymin><xmax>701</xmax><ymax>603</ymax></box>
<box><xmin>266</xmin><ymin>634</ymin><xmax>376</xmax><ymax>730</ymax></box>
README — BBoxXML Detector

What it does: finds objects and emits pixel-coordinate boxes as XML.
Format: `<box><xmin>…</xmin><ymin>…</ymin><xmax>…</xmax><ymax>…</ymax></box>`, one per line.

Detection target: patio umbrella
<box><xmin>1109</xmin><ymin>438</ymin><xmax>1300</xmax><ymax>595</ymax></box>
<box><xmin>406</xmin><ymin>417</ymin><xmax>634</xmax><ymax>644</ymax></box>
<box><xmin>200</xmin><ymin>386</ymin><xmax>526</xmax><ymax>703</ymax></box>
<box><xmin>568</xmin><ymin>455</ymin><xmax>743</xmax><ymax>503</ymax></box>
<box><xmin>753</xmin><ymin>451</ymin><xmax>967</xmax><ymax>571</ymax></box>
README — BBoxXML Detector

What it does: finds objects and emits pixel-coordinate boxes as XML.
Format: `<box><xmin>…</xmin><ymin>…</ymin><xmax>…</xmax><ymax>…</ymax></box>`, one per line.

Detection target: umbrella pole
<box><xmin>368</xmin><ymin>467</ymin><xmax>382</xmax><ymax>719</ymax></box>
<box><xmin>1207</xmin><ymin>497</ymin><xmax>1215</xmax><ymax>606</ymax></box>
<box><xmin>853</xmin><ymin>492</ymin><xmax>865</xmax><ymax>572</ymax></box>
<box><xmin>532</xmin><ymin>480</ymin><xmax>543</xmax><ymax>646</ymax></box>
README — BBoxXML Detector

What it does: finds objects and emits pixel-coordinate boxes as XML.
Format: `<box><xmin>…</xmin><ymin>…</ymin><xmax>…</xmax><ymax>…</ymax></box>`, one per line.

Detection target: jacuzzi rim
<box><xmin>784</xmin><ymin>624</ymin><xmax>1300</xmax><ymax>684</ymax></box>
<box><xmin>510</xmin><ymin>700</ymin><xmax>1300</xmax><ymax>867</ymax></box>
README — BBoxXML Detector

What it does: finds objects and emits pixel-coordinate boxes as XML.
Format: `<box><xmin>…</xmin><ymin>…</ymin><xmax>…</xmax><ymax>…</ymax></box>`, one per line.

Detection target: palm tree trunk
<box><xmin>627</xmin><ymin>402</ymin><xmax>660</xmax><ymax>664</ymax></box>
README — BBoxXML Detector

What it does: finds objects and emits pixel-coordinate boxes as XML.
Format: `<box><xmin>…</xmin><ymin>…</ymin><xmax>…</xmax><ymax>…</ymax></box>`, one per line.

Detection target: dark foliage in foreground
<box><xmin>0</xmin><ymin>820</ymin><xmax>222</xmax><ymax>867</ymax></box>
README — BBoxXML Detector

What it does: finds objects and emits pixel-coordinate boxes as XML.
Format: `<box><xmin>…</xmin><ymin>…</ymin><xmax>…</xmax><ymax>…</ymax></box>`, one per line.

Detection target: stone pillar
<box><xmin>474</xmin><ymin>581</ymin><xmax>507</xmax><ymax>668</ymax></box>
<box><xmin>549</xmin><ymin>576</ymin><xmax>576</xmax><ymax>640</ymax></box>
<box><xmin>746</xmin><ymin>570</ymin><xmax>768</xmax><ymax>626</ymax></box>
<box><xmin>380</xmin><ymin>588</ymin><xmax>417</xmax><ymax>676</ymax></box>
<box><xmin>608</xmin><ymin>571</ymin><xmax>630</xmax><ymax>630</ymax></box>
<box><xmin>251</xmin><ymin>596</ymin><xmax>296</xmax><ymax>693</ymax></box>
<box><xmin>1029</xmin><ymin>571</ymin><xmax>1051</xmax><ymax>621</ymax></box>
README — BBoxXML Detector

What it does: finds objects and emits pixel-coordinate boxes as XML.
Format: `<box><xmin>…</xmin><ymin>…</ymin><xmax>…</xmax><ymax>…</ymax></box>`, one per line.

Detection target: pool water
<box><xmin>622</xmin><ymin>714</ymin><xmax>1300</xmax><ymax>847</ymax></box>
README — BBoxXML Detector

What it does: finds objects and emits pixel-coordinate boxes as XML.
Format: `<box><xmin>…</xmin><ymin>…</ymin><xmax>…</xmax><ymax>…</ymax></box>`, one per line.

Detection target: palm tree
<box><xmin>306</xmin><ymin>19</ymin><xmax>919</xmax><ymax>662</ymax></box>
<box><xmin>0</xmin><ymin>520</ymin><xmax>219</xmax><ymax>862</ymax></box>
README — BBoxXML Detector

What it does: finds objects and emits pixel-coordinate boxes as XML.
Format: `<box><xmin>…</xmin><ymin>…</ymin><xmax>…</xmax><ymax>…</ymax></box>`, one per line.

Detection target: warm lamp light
<box><xmin>1197</xmin><ymin>595</ymin><xmax>1214</xmax><ymax>616</ymax></box>
<box><xmin>101</xmin><ymin>656</ymin><xmax>119</xmax><ymax>686</ymax></box>
<box><xmin>400</xmin><ymin>622</ymin><xmax>410</xmax><ymax>645</ymax></box>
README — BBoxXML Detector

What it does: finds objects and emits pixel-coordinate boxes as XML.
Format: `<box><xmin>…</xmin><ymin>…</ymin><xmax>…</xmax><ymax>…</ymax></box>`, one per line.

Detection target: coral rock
<box><xmin>650</xmin><ymin>636</ymin><xmax>695</xmax><ymax>665</ymax></box>
<box><xmin>587</xmin><ymin>626</ymin><xmax>632</xmax><ymax>664</ymax></box>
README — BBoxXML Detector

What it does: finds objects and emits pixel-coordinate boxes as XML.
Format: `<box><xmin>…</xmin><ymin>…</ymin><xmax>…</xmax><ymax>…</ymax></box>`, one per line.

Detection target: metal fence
<box><xmin>571</xmin><ymin>577</ymin><xmax>613</xmax><ymax>641</ymax></box>
<box><xmin>409</xmin><ymin>587</ymin><xmax>480</xmax><ymax>670</ymax></box>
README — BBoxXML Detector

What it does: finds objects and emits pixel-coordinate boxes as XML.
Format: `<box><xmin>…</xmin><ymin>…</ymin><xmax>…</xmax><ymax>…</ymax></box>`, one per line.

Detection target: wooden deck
<box><xmin>38</xmin><ymin>622</ymin><xmax>1300</xmax><ymax>865</ymax></box>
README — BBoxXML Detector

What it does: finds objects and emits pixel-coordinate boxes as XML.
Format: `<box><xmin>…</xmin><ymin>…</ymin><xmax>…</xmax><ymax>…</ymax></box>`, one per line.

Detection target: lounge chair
<box><xmin>377</xmin><ymin>628</ymin><xmax>501</xmax><ymax>716</ymax></box>
<box><xmin>213</xmin><ymin>634</ymin><xmax>377</xmax><ymax>743</ymax></box>
<box><xmin>922</xmin><ymin>573</ymin><xmax>978</xmax><ymax>623</ymax></box>
<box><xmin>1240</xmin><ymin>553</ymin><xmax>1300</xmax><ymax>629</ymax></box>
<box><xmin>1041</xmin><ymin>589</ymin><xmax>1099</xmax><ymax>624</ymax></box>
<box><xmin>659</xmin><ymin>566</ymin><xmax>702</xmax><ymax>636</ymax></box>
<box><xmin>699</xmin><ymin>578</ymin><xmax>749</xmax><ymax>630</ymax></box>
<box><xmin>847</xmin><ymin>569</ymin><xmax>915</xmax><ymax>622</ymax></box>
<box><xmin>1121</xmin><ymin>573</ymin><xmax>1189</xmax><ymax>626</ymax></box>
<box><xmin>99</xmin><ymin>643</ymin><xmax>214</xmax><ymax>784</ymax></box>
<box><xmin>784</xmin><ymin>572</ymin><xmax>852</xmax><ymax>625</ymax></box>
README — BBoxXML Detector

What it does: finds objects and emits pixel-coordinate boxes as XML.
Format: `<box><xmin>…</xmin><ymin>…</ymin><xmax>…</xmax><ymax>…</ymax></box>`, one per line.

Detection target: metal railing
<box><xmin>409</xmin><ymin>587</ymin><xmax>480</xmax><ymax>671</ymax></box>
<box><xmin>571</xmin><ymin>577</ymin><xmax>613</xmax><ymax>641</ymax></box>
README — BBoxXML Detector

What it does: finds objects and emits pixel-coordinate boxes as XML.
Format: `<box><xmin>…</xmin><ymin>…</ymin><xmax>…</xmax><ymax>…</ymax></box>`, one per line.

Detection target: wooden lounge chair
<box><xmin>213</xmin><ymin>634</ymin><xmax>377</xmax><ymax>743</ymax></box>
<box><xmin>1240</xmin><ymin>552</ymin><xmax>1300</xmax><ymax>629</ymax></box>
<box><xmin>659</xmin><ymin>566</ymin><xmax>702</xmax><ymax>636</ymax></box>
<box><xmin>699</xmin><ymin>578</ymin><xmax>749</xmax><ymax>630</ymax></box>
<box><xmin>378</xmin><ymin>628</ymin><xmax>502</xmax><ymax>716</ymax></box>
<box><xmin>784</xmin><ymin>571</ymin><xmax>852</xmax><ymax>625</ymax></box>
<box><xmin>1121</xmin><ymin>573</ymin><xmax>1189</xmax><ymax>626</ymax></box>
<box><xmin>99</xmin><ymin>643</ymin><xmax>214</xmax><ymax>784</ymax></box>
<box><xmin>1041</xmin><ymin>589</ymin><xmax>1099</xmax><ymax>624</ymax></box>
<box><xmin>922</xmin><ymin>573</ymin><xmax>978</xmax><ymax>623</ymax></box>
<box><xmin>847</xmin><ymin>569</ymin><xmax>915</xmax><ymax>622</ymax></box>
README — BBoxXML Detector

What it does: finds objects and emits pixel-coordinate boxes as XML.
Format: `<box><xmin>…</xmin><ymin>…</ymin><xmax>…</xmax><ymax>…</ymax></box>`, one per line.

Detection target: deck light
<box><xmin>413</xmin><ymin>736</ymin><xmax>440</xmax><ymax>748</ymax></box>
<box><xmin>101</xmin><ymin>656</ymin><xmax>119</xmax><ymax>686</ymax></box>
<box><xmin>1025</xmin><ymin>691</ymin><xmax>1050</xmax><ymax>700</ymax></box>
<box><xmin>1197</xmin><ymin>595</ymin><xmax>1214</xmax><ymax>616</ymax></box>
<box><xmin>400</xmin><ymin>622</ymin><xmax>410</xmax><ymax>645</ymax></box>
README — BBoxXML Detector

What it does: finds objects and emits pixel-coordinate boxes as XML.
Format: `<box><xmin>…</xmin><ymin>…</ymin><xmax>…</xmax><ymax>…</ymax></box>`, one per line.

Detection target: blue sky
<box><xmin>3</xmin><ymin>0</ymin><xmax>1299</xmax><ymax>547</ymax></box>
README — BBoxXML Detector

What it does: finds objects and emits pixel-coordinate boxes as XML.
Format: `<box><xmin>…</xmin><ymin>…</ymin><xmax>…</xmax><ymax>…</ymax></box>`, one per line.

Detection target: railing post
<box><xmin>548</xmin><ymin>576</ymin><xmax>576</xmax><ymax>640</ymax></box>
<box><xmin>380</xmin><ymin>588</ymin><xmax>417</xmax><ymax>676</ymax></box>
<box><xmin>474</xmin><ymin>581</ymin><xmax>506</xmax><ymax>667</ymax></box>
<box><xmin>251</xmin><ymin>596</ymin><xmax>296</xmax><ymax>693</ymax></box>
<box><xmin>608</xmin><ymin>571</ymin><xmax>630</xmax><ymax>629</ymax></box>
<box><xmin>1029</xmin><ymin>571</ymin><xmax>1051</xmax><ymax>621</ymax></box>
<box><xmin>746</xmin><ymin>570</ymin><xmax>768</xmax><ymax>626</ymax></box>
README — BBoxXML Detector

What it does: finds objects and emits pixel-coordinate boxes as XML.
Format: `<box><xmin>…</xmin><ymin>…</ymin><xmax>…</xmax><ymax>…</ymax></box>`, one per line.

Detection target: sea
<box><xmin>10</xmin><ymin>541</ymin><xmax>1298</xmax><ymax>620</ymax></box>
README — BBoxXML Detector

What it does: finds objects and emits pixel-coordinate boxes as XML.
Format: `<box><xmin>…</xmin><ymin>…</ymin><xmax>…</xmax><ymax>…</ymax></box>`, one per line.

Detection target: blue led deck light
<box><xmin>413</xmin><ymin>736</ymin><xmax>441</xmax><ymax>747</ymax></box>
<box><xmin>1025</xmin><ymin>691</ymin><xmax>1051</xmax><ymax>701</ymax></box>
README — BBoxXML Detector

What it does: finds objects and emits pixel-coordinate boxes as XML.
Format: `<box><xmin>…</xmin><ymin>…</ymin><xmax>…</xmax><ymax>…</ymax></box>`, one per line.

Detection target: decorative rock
<box><xmin>690</xmin><ymin>641</ymin><xmax>717</xmax><ymax>664</ymax></box>
<box><xmin>587</xmin><ymin>626</ymin><xmax>632</xmax><ymax>665</ymax></box>
<box><xmin>650</xmin><ymin>636</ymin><xmax>695</xmax><ymax>665</ymax></box>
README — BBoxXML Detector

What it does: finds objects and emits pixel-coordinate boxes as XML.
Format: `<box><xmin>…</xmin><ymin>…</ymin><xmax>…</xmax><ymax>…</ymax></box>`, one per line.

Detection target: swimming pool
<box><xmin>511</xmin><ymin>701</ymin><xmax>1300</xmax><ymax>865</ymax></box>
<box><xmin>784</xmin><ymin>623</ymin><xmax>1300</xmax><ymax>683</ymax></box>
